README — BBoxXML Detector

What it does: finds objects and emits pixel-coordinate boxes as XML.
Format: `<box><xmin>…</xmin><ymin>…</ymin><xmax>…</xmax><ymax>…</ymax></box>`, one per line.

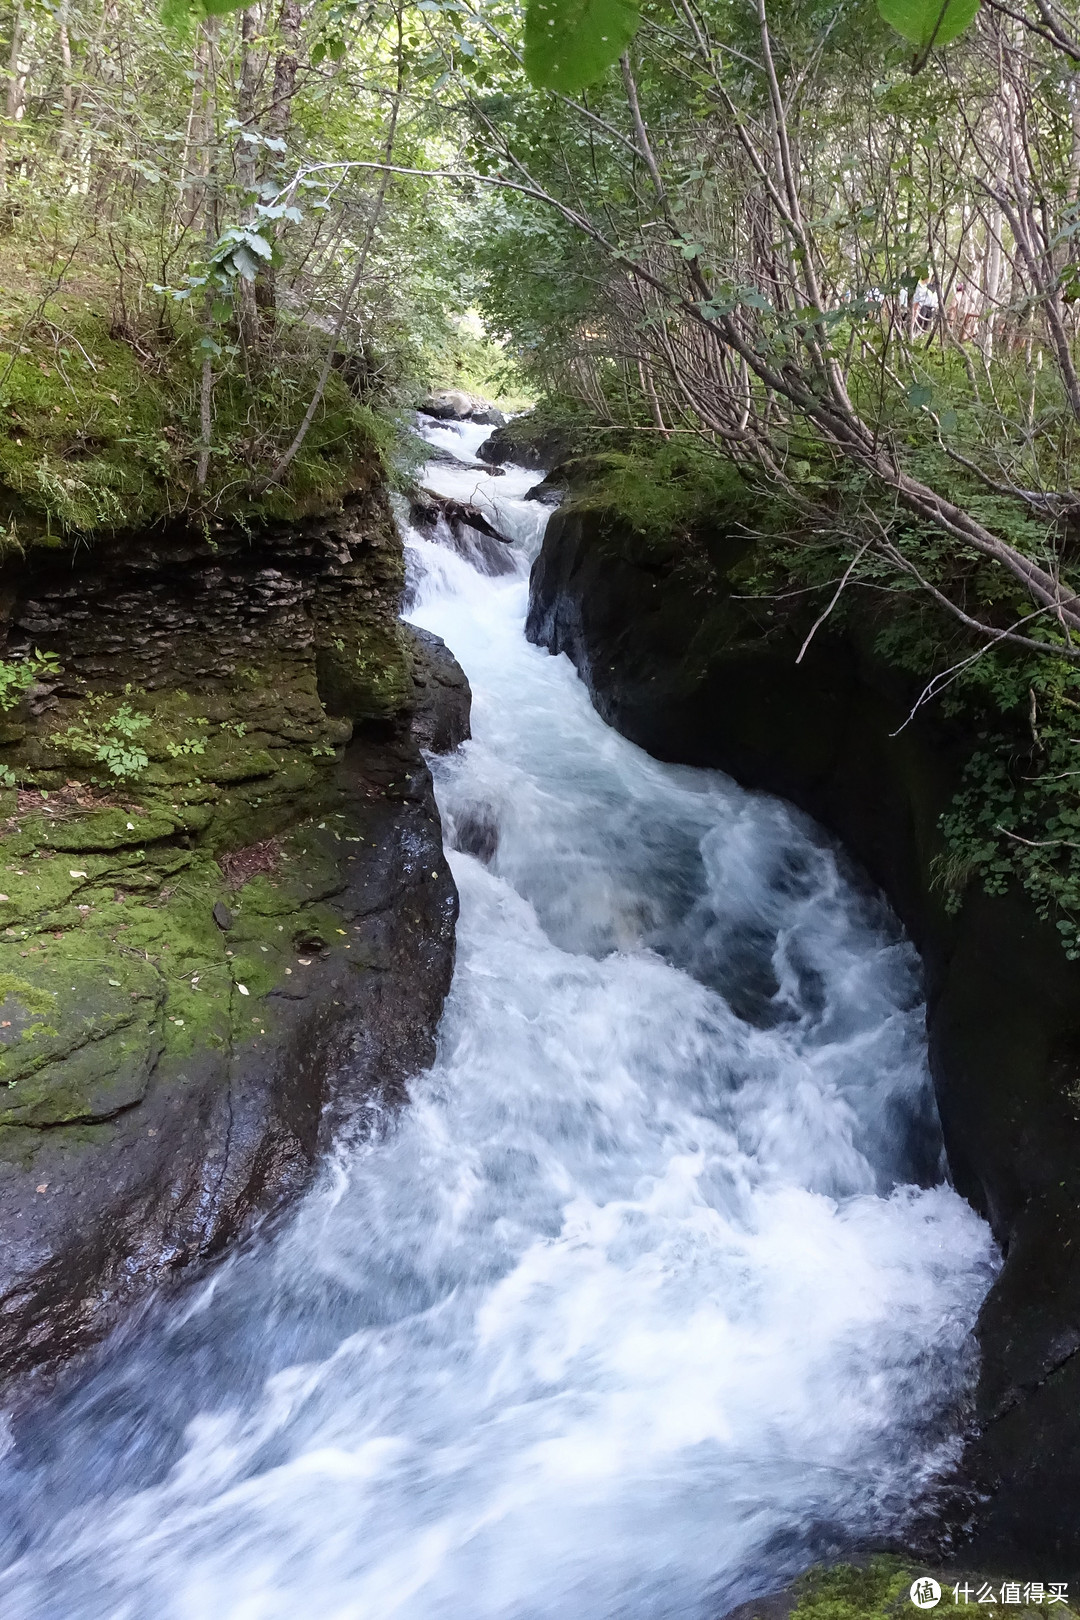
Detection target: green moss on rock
<box><xmin>0</xmin><ymin>291</ymin><xmax>395</xmax><ymax>545</ymax></box>
<box><xmin>773</xmin><ymin>1561</ymin><xmax>1080</xmax><ymax>1620</ymax></box>
<box><xmin>0</xmin><ymin>459</ymin><xmax>423</xmax><ymax>1134</ymax></box>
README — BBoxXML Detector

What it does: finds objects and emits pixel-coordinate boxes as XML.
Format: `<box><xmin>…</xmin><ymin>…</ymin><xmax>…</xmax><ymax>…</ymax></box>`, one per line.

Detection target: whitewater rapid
<box><xmin>0</xmin><ymin>419</ymin><xmax>996</xmax><ymax>1619</ymax></box>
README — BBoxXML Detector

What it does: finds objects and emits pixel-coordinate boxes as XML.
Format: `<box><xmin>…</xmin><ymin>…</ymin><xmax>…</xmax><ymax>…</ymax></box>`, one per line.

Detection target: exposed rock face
<box><xmin>472</xmin><ymin>411</ymin><xmax>573</xmax><ymax>473</ymax></box>
<box><xmin>417</xmin><ymin>390</ymin><xmax>506</xmax><ymax>426</ymax></box>
<box><xmin>527</xmin><ymin>504</ymin><xmax>1080</xmax><ymax>1580</ymax></box>
<box><xmin>476</xmin><ymin>413</ymin><xmax>570</xmax><ymax>471</ymax></box>
<box><xmin>407</xmin><ymin>492</ymin><xmax>518</xmax><ymax>579</ymax></box>
<box><xmin>406</xmin><ymin>625</ymin><xmax>472</xmax><ymax>755</ymax></box>
<box><xmin>0</xmin><ymin>485</ymin><xmax>467</xmax><ymax>1394</ymax></box>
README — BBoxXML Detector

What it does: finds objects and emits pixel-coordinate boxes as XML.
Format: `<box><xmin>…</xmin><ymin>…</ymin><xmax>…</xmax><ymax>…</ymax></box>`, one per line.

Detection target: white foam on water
<box><xmin>0</xmin><ymin>416</ymin><xmax>997</xmax><ymax>1620</ymax></box>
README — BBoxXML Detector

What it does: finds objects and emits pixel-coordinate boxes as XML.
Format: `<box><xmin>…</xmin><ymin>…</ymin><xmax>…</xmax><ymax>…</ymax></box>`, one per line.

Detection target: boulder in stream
<box><xmin>418</xmin><ymin>389</ymin><xmax>506</xmax><ymax>426</ymax></box>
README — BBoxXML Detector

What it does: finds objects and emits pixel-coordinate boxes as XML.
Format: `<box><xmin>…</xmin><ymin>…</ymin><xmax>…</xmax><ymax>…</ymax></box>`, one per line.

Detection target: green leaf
<box><xmin>240</xmin><ymin>229</ymin><xmax>273</xmax><ymax>258</ymax></box>
<box><xmin>524</xmin><ymin>0</ymin><xmax>641</xmax><ymax>95</ymax></box>
<box><xmin>230</xmin><ymin>244</ymin><xmax>261</xmax><ymax>280</ymax></box>
<box><xmin>878</xmin><ymin>0</ymin><xmax>980</xmax><ymax>51</ymax></box>
<box><xmin>159</xmin><ymin>0</ymin><xmax>193</xmax><ymax>31</ymax></box>
<box><xmin>906</xmin><ymin>381</ymin><xmax>933</xmax><ymax>408</ymax></box>
<box><xmin>696</xmin><ymin>296</ymin><xmax>736</xmax><ymax>319</ymax></box>
<box><xmin>160</xmin><ymin>0</ymin><xmax>247</xmax><ymax>25</ymax></box>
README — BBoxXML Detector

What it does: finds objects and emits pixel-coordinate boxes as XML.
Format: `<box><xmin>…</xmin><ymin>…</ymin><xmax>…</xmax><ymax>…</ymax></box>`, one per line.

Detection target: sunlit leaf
<box><xmin>878</xmin><ymin>0</ymin><xmax>979</xmax><ymax>52</ymax></box>
<box><xmin>160</xmin><ymin>0</ymin><xmax>248</xmax><ymax>26</ymax></box>
<box><xmin>159</xmin><ymin>0</ymin><xmax>193</xmax><ymax>31</ymax></box>
<box><xmin>524</xmin><ymin>0</ymin><xmax>641</xmax><ymax>95</ymax></box>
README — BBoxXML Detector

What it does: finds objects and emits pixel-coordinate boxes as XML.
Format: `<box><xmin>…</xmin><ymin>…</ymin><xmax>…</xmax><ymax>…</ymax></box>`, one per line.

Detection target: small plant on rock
<box><xmin>0</xmin><ymin>650</ymin><xmax>61</xmax><ymax>713</ymax></box>
<box><xmin>59</xmin><ymin>701</ymin><xmax>152</xmax><ymax>781</ymax></box>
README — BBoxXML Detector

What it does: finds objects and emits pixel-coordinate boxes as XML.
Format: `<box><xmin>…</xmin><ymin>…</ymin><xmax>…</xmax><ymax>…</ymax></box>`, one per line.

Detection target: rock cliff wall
<box><xmin>0</xmin><ymin>480</ymin><xmax>466</xmax><ymax>1394</ymax></box>
<box><xmin>527</xmin><ymin>502</ymin><xmax>1080</xmax><ymax>1579</ymax></box>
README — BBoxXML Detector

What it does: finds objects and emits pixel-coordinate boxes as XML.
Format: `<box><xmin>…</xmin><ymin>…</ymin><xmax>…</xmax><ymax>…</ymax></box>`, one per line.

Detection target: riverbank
<box><xmin>0</xmin><ymin>318</ymin><xmax>470</xmax><ymax>1388</ymax></box>
<box><xmin>524</xmin><ymin>475</ymin><xmax>1080</xmax><ymax>1578</ymax></box>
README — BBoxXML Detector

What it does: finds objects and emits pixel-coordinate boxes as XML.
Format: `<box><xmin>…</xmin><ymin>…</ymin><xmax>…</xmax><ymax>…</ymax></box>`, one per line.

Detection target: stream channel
<box><xmin>0</xmin><ymin>421</ymin><xmax>998</xmax><ymax>1619</ymax></box>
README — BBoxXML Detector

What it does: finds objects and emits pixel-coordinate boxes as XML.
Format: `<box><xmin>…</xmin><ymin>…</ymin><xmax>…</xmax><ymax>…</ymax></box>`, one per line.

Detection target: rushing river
<box><xmin>0</xmin><ymin>420</ymin><xmax>996</xmax><ymax>1619</ymax></box>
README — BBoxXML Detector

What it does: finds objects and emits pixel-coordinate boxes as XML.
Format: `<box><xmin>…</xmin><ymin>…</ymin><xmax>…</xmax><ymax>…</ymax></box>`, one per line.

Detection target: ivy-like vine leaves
<box><xmin>524</xmin><ymin>0</ymin><xmax>642</xmax><ymax>94</ymax></box>
<box><xmin>878</xmin><ymin>0</ymin><xmax>980</xmax><ymax>56</ymax></box>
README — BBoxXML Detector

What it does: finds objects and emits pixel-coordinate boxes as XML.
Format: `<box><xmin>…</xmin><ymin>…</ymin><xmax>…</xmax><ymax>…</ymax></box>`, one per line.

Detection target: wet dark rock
<box><xmin>720</xmin><ymin>1590</ymin><xmax>796</xmax><ymax>1620</ymax></box>
<box><xmin>524</xmin><ymin>474</ymin><xmax>567</xmax><ymax>504</ymax></box>
<box><xmin>406</xmin><ymin>625</ymin><xmax>472</xmax><ymax>756</ymax></box>
<box><xmin>452</xmin><ymin>803</ymin><xmax>499</xmax><ymax>864</ymax></box>
<box><xmin>527</xmin><ymin>502</ymin><xmax>1080</xmax><ymax>1580</ymax></box>
<box><xmin>0</xmin><ymin>490</ymin><xmax>459</xmax><ymax>1399</ymax></box>
<box><xmin>477</xmin><ymin>411</ymin><xmax>572</xmax><ymax>472</ymax></box>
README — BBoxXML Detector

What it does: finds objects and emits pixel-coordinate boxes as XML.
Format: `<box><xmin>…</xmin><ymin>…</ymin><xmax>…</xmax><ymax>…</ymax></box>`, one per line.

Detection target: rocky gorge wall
<box><xmin>0</xmin><ymin>476</ymin><xmax>468</xmax><ymax>1394</ymax></box>
<box><xmin>525</xmin><ymin>501</ymin><xmax>1080</xmax><ymax>1580</ymax></box>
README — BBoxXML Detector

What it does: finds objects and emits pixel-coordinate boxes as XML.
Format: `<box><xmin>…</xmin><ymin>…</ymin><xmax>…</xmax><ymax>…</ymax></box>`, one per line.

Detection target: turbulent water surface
<box><xmin>0</xmin><ymin>419</ymin><xmax>997</xmax><ymax>1620</ymax></box>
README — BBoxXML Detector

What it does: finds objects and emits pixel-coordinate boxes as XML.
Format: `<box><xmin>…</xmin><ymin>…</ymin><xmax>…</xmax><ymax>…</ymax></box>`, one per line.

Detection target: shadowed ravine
<box><xmin>0</xmin><ymin>421</ymin><xmax>997</xmax><ymax>1620</ymax></box>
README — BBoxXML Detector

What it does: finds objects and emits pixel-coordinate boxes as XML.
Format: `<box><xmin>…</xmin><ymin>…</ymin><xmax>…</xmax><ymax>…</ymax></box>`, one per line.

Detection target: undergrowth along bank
<box><xmin>528</xmin><ymin>393</ymin><xmax>1080</xmax><ymax>959</ymax></box>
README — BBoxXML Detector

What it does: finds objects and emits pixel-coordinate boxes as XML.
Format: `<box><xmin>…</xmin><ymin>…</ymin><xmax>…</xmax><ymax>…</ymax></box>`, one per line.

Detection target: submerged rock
<box><xmin>408</xmin><ymin>490</ymin><xmax>518</xmax><ymax>579</ymax></box>
<box><xmin>451</xmin><ymin>802</ymin><xmax>499</xmax><ymax>864</ymax></box>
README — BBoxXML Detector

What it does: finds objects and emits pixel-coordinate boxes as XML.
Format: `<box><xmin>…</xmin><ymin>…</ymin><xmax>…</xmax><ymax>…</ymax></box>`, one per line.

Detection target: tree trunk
<box><xmin>0</xmin><ymin>2</ymin><xmax>25</xmax><ymax>204</ymax></box>
<box><xmin>195</xmin><ymin>17</ymin><xmax>219</xmax><ymax>493</ymax></box>
<box><xmin>257</xmin><ymin>0</ymin><xmax>301</xmax><ymax>323</ymax></box>
<box><xmin>236</xmin><ymin>5</ymin><xmax>261</xmax><ymax>355</ymax></box>
<box><xmin>57</xmin><ymin>1</ymin><xmax>75</xmax><ymax>162</ymax></box>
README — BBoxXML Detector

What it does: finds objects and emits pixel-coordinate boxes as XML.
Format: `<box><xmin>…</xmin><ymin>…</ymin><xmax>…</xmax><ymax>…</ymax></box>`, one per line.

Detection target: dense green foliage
<box><xmin>0</xmin><ymin>0</ymin><xmax>529</xmax><ymax>535</ymax></box>
<box><xmin>5</xmin><ymin>0</ymin><xmax>1080</xmax><ymax>944</ymax></box>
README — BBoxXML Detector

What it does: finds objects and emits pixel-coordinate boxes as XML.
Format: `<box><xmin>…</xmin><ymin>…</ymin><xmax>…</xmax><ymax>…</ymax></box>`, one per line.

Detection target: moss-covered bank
<box><xmin>0</xmin><ymin>284</ymin><xmax>399</xmax><ymax>543</ymax></box>
<box><xmin>0</xmin><ymin>408</ymin><xmax>468</xmax><ymax>1388</ymax></box>
<box><xmin>723</xmin><ymin>1560</ymin><xmax>1080</xmax><ymax>1620</ymax></box>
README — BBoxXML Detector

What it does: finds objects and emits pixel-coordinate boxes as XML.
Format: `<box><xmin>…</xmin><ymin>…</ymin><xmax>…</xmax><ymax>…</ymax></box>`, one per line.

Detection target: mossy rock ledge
<box><xmin>720</xmin><ymin>1559</ymin><xmax>1080</xmax><ymax>1620</ymax></box>
<box><xmin>528</xmin><ymin>502</ymin><xmax>1080</xmax><ymax>1579</ymax></box>
<box><xmin>0</xmin><ymin>485</ymin><xmax>469</xmax><ymax>1392</ymax></box>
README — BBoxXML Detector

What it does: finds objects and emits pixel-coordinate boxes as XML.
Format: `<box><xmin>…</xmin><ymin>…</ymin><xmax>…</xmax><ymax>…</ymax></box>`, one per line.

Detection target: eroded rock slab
<box><xmin>0</xmin><ymin>485</ymin><xmax>468</xmax><ymax>1392</ymax></box>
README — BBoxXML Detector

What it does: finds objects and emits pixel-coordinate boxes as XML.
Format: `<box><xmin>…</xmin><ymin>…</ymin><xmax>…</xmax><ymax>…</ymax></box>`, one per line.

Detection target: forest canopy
<box><xmin>6</xmin><ymin>0</ymin><xmax>1080</xmax><ymax>940</ymax></box>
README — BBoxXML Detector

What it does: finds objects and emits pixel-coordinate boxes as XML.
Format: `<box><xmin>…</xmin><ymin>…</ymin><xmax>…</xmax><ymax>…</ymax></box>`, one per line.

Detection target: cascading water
<box><xmin>0</xmin><ymin>419</ymin><xmax>996</xmax><ymax>1620</ymax></box>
